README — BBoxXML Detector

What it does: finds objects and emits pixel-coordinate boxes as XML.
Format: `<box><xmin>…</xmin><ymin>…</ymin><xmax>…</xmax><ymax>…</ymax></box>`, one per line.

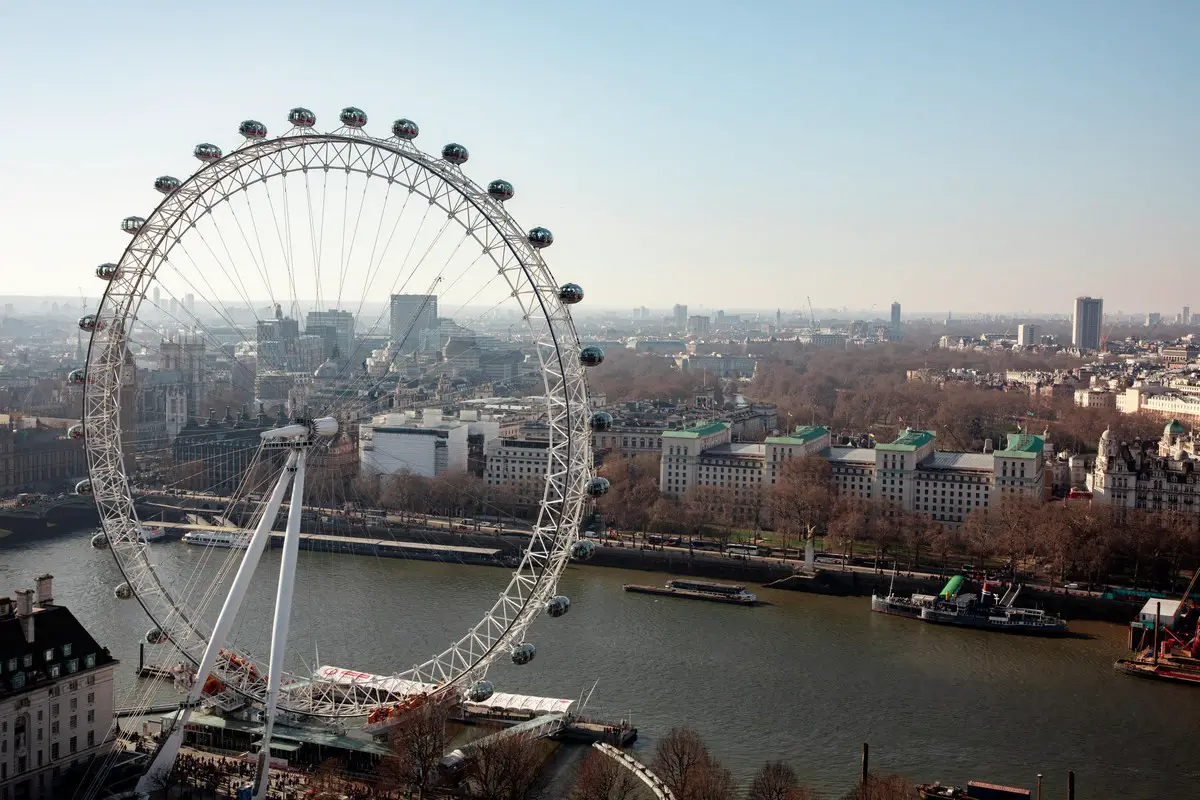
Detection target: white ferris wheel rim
<box><xmin>82</xmin><ymin>114</ymin><xmax>593</xmax><ymax>718</ymax></box>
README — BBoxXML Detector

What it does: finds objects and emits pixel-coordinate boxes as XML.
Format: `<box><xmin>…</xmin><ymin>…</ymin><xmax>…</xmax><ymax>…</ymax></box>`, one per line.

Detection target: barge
<box><xmin>623</xmin><ymin>579</ymin><xmax>759</xmax><ymax>606</ymax></box>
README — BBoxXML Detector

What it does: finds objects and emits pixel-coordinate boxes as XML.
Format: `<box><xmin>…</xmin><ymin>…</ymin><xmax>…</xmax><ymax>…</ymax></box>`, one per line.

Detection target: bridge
<box><xmin>592</xmin><ymin>742</ymin><xmax>675</xmax><ymax>800</ymax></box>
<box><xmin>441</xmin><ymin>713</ymin><xmax>569</xmax><ymax>770</ymax></box>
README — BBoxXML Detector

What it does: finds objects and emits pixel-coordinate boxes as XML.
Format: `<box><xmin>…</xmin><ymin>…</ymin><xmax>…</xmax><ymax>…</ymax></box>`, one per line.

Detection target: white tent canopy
<box><xmin>314</xmin><ymin>665</ymin><xmax>573</xmax><ymax>715</ymax></box>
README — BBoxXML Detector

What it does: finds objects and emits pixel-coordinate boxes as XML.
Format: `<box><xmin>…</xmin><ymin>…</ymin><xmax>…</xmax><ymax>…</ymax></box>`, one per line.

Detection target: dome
<box><xmin>1165</xmin><ymin>419</ymin><xmax>1186</xmax><ymax>436</ymax></box>
<box><xmin>314</xmin><ymin>359</ymin><xmax>340</xmax><ymax>379</ymax></box>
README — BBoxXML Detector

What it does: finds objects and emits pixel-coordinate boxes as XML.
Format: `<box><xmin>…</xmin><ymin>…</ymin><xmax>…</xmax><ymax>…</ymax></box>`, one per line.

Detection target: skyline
<box><xmin>0</xmin><ymin>2</ymin><xmax>1197</xmax><ymax>311</ymax></box>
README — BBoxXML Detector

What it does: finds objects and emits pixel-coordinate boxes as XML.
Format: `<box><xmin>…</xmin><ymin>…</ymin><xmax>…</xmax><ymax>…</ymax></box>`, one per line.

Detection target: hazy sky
<box><xmin>0</xmin><ymin>1</ymin><xmax>1195</xmax><ymax>315</ymax></box>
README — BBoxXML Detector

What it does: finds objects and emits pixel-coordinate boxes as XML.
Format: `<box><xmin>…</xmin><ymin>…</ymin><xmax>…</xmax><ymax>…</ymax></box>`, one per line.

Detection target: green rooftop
<box><xmin>662</xmin><ymin>421</ymin><xmax>729</xmax><ymax>438</ymax></box>
<box><xmin>876</xmin><ymin>429</ymin><xmax>935</xmax><ymax>452</ymax></box>
<box><xmin>766</xmin><ymin>425</ymin><xmax>829</xmax><ymax>446</ymax></box>
<box><xmin>1002</xmin><ymin>432</ymin><xmax>1044</xmax><ymax>458</ymax></box>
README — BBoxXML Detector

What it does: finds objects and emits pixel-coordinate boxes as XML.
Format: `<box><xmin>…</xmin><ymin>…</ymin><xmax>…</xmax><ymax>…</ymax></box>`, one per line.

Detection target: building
<box><xmin>0</xmin><ymin>422</ymin><xmax>86</xmax><ymax>495</ymax></box>
<box><xmin>359</xmin><ymin>409</ymin><xmax>470</xmax><ymax>478</ymax></box>
<box><xmin>686</xmin><ymin>316</ymin><xmax>710</xmax><ymax>335</ymax></box>
<box><xmin>659</xmin><ymin>424</ymin><xmax>1047</xmax><ymax>526</ymax></box>
<box><xmin>1074</xmin><ymin>387</ymin><xmax>1117</xmax><ymax>410</ymax></box>
<box><xmin>390</xmin><ymin>295</ymin><xmax>438</xmax><ymax>352</ymax></box>
<box><xmin>674</xmin><ymin>354</ymin><xmax>758</xmax><ymax>379</ymax></box>
<box><xmin>1183</xmin><ymin>306</ymin><xmax>1192</xmax><ymax>325</ymax></box>
<box><xmin>484</xmin><ymin>432</ymin><xmax>549</xmax><ymax>512</ymax></box>
<box><xmin>1088</xmin><ymin>421</ymin><xmax>1200</xmax><ymax>514</ymax></box>
<box><xmin>672</xmin><ymin>304</ymin><xmax>688</xmax><ymax>330</ymax></box>
<box><xmin>304</xmin><ymin>310</ymin><xmax>356</xmax><ymax>361</ymax></box>
<box><xmin>890</xmin><ymin>302</ymin><xmax>901</xmax><ymax>331</ymax></box>
<box><xmin>1163</xmin><ymin>345</ymin><xmax>1200</xmax><ymax>366</ymax></box>
<box><xmin>1072</xmin><ymin>297</ymin><xmax>1103</xmax><ymax>351</ymax></box>
<box><xmin>171</xmin><ymin>407</ymin><xmax>278</xmax><ymax>493</ymax></box>
<box><xmin>159</xmin><ymin>334</ymin><xmax>207</xmax><ymax>423</ymax></box>
<box><xmin>134</xmin><ymin>369</ymin><xmax>188</xmax><ymax>453</ymax></box>
<box><xmin>1145</xmin><ymin>312</ymin><xmax>1162</xmax><ymax>327</ymax></box>
<box><xmin>1017</xmin><ymin>323</ymin><xmax>1039</xmax><ymax>347</ymax></box>
<box><xmin>0</xmin><ymin>575</ymin><xmax>117</xmax><ymax>800</ymax></box>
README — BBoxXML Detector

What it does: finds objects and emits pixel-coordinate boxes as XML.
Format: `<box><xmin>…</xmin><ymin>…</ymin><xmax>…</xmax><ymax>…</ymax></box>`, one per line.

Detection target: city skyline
<box><xmin>0</xmin><ymin>2</ymin><xmax>1196</xmax><ymax>311</ymax></box>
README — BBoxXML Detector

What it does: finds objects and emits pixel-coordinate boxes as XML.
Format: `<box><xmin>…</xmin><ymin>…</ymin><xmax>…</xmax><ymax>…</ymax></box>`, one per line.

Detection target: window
<box><xmin>44</xmin><ymin>648</ymin><xmax>55</xmax><ymax>662</ymax></box>
<box><xmin>86</xmin><ymin>710</ymin><xmax>94</xmax><ymax>723</ymax></box>
<box><xmin>51</xmin><ymin>721</ymin><xmax>59</xmax><ymax>735</ymax></box>
<box><xmin>22</xmin><ymin>654</ymin><xmax>33</xmax><ymax>668</ymax></box>
<box><xmin>6</xmin><ymin>658</ymin><xmax>15</xmax><ymax>671</ymax></box>
<box><xmin>87</xmin><ymin>731</ymin><xmax>95</xmax><ymax>747</ymax></box>
<box><xmin>62</xmin><ymin>644</ymin><xmax>72</xmax><ymax>657</ymax></box>
<box><xmin>70</xmin><ymin>715</ymin><xmax>77</xmax><ymax>730</ymax></box>
<box><xmin>69</xmin><ymin>736</ymin><xmax>77</xmax><ymax>754</ymax></box>
<box><xmin>85</xmin><ymin>654</ymin><xmax>96</xmax><ymax>669</ymax></box>
<box><xmin>69</xmin><ymin>698</ymin><xmax>77</xmax><ymax>711</ymax></box>
<box><xmin>87</xmin><ymin>692</ymin><xmax>94</xmax><ymax>704</ymax></box>
<box><xmin>51</xmin><ymin>743</ymin><xmax>59</xmax><ymax>760</ymax></box>
<box><xmin>49</xmin><ymin>664</ymin><xmax>61</xmax><ymax>678</ymax></box>
<box><xmin>52</xmin><ymin>703</ymin><xmax>59</xmax><ymax>716</ymax></box>
<box><xmin>12</xmin><ymin>673</ymin><xmax>25</xmax><ymax>690</ymax></box>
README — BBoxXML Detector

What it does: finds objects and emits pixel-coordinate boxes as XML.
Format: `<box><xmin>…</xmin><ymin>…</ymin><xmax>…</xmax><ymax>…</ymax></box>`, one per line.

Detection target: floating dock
<box><xmin>623</xmin><ymin>583</ymin><xmax>759</xmax><ymax>606</ymax></box>
<box><xmin>269</xmin><ymin>532</ymin><xmax>503</xmax><ymax>564</ymax></box>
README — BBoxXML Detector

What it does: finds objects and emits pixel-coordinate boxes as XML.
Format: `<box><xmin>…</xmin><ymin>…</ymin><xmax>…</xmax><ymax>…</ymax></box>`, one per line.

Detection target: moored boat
<box><xmin>182</xmin><ymin>530</ymin><xmax>250</xmax><ymax>549</ymax></box>
<box><xmin>624</xmin><ymin>581</ymin><xmax>759</xmax><ymax>606</ymax></box>
<box><xmin>918</xmin><ymin>780</ymin><xmax>1029</xmax><ymax>799</ymax></box>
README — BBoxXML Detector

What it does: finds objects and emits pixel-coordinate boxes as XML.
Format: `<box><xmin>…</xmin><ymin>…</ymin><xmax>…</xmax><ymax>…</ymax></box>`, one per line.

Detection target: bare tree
<box><xmin>388</xmin><ymin>697</ymin><xmax>453</xmax><ymax>798</ymax></box>
<box><xmin>770</xmin><ymin>457</ymin><xmax>833</xmax><ymax>557</ymax></box>
<box><xmin>689</xmin><ymin>763</ymin><xmax>736</xmax><ymax>800</ymax></box>
<box><xmin>468</xmin><ymin>732</ymin><xmax>550</xmax><ymax>800</ymax></box>
<box><xmin>747</xmin><ymin>761</ymin><xmax>817</xmax><ymax>800</ymax></box>
<box><xmin>842</xmin><ymin>773</ymin><xmax>914</xmax><ymax>800</ymax></box>
<box><xmin>569</xmin><ymin>750</ymin><xmax>642</xmax><ymax>800</ymax></box>
<box><xmin>652</xmin><ymin>727</ymin><xmax>712</xmax><ymax>800</ymax></box>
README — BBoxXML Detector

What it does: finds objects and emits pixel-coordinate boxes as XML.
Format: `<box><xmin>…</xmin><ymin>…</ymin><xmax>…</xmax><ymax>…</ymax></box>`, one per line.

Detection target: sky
<box><xmin>0</xmin><ymin>1</ymin><xmax>1196</xmax><ymax>316</ymax></box>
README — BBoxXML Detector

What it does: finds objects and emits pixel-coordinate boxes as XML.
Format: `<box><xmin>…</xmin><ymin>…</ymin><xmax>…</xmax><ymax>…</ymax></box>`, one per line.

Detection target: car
<box><xmin>1065</xmin><ymin>582</ymin><xmax>1081</xmax><ymax>590</ymax></box>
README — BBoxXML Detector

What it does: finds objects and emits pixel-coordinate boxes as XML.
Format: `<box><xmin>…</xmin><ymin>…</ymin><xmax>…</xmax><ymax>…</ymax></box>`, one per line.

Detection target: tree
<box><xmin>308</xmin><ymin>757</ymin><xmax>348</xmax><ymax>800</ymax></box>
<box><xmin>387</xmin><ymin>697</ymin><xmax>452</xmax><ymax>798</ymax></box>
<box><xmin>770</xmin><ymin>457</ymin><xmax>832</xmax><ymax>557</ymax></box>
<box><xmin>569</xmin><ymin>750</ymin><xmax>641</xmax><ymax>800</ymax></box>
<box><xmin>467</xmin><ymin>732</ymin><xmax>550</xmax><ymax>800</ymax></box>
<box><xmin>747</xmin><ymin>761</ymin><xmax>817</xmax><ymax>800</ymax></box>
<box><xmin>652</xmin><ymin>727</ymin><xmax>722</xmax><ymax>800</ymax></box>
<box><xmin>842</xmin><ymin>774</ymin><xmax>914</xmax><ymax>800</ymax></box>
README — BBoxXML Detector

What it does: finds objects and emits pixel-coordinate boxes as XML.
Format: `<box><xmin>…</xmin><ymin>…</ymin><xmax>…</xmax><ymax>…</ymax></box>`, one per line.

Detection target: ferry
<box><xmin>875</xmin><ymin>574</ymin><xmax>1068</xmax><ymax>636</ymax></box>
<box><xmin>624</xmin><ymin>579</ymin><xmax>759</xmax><ymax>606</ymax></box>
<box><xmin>182</xmin><ymin>530</ymin><xmax>251</xmax><ymax>549</ymax></box>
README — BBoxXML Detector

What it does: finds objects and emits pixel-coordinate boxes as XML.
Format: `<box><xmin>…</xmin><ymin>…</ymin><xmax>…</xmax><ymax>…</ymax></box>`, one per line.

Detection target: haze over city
<box><xmin>1</xmin><ymin>1</ymin><xmax>1197</xmax><ymax>312</ymax></box>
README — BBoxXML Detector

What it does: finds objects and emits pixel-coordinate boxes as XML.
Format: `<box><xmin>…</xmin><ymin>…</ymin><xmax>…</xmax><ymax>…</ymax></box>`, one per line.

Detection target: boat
<box><xmin>871</xmin><ymin>568</ymin><xmax>937</xmax><ymax>619</ymax></box>
<box><xmin>137</xmin><ymin>525</ymin><xmax>166</xmax><ymax>543</ymax></box>
<box><xmin>182</xmin><ymin>530</ymin><xmax>250</xmax><ymax>549</ymax></box>
<box><xmin>1114</xmin><ymin>571</ymin><xmax>1200</xmax><ymax>686</ymax></box>
<box><xmin>918</xmin><ymin>780</ymin><xmax>1030</xmax><ymax>799</ymax></box>
<box><xmin>918</xmin><ymin>590</ymin><xmax>1069</xmax><ymax>636</ymax></box>
<box><xmin>624</xmin><ymin>580</ymin><xmax>758</xmax><ymax>606</ymax></box>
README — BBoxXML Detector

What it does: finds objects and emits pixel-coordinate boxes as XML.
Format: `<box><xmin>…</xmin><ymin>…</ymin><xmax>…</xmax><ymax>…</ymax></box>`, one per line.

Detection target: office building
<box><xmin>359</xmin><ymin>409</ymin><xmax>470</xmax><ymax>477</ymax></box>
<box><xmin>389</xmin><ymin>295</ymin><xmax>438</xmax><ymax>353</ymax></box>
<box><xmin>1072</xmin><ymin>297</ymin><xmax>1104</xmax><ymax>351</ymax></box>
<box><xmin>686</xmin><ymin>316</ymin><xmax>710</xmax><ymax>335</ymax></box>
<box><xmin>304</xmin><ymin>310</ymin><xmax>356</xmax><ymax>360</ymax></box>
<box><xmin>1145</xmin><ymin>312</ymin><xmax>1161</xmax><ymax>327</ymax></box>
<box><xmin>890</xmin><ymin>302</ymin><xmax>901</xmax><ymax>331</ymax></box>
<box><xmin>672</xmin><ymin>304</ymin><xmax>688</xmax><ymax>330</ymax></box>
<box><xmin>0</xmin><ymin>575</ymin><xmax>117</xmax><ymax>800</ymax></box>
<box><xmin>1183</xmin><ymin>306</ymin><xmax>1192</xmax><ymax>325</ymax></box>
<box><xmin>1017</xmin><ymin>323</ymin><xmax>1039</xmax><ymax>347</ymax></box>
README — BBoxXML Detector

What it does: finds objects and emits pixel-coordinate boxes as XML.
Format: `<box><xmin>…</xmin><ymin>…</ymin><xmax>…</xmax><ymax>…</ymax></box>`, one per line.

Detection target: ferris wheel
<box><xmin>77</xmin><ymin>106</ymin><xmax>608</xmax><ymax>796</ymax></box>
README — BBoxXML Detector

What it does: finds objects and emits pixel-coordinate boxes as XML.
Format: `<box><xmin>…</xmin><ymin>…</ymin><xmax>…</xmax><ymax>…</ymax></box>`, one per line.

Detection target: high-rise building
<box><xmin>672</xmin><ymin>304</ymin><xmax>688</xmax><ymax>330</ymax></box>
<box><xmin>890</xmin><ymin>302</ymin><xmax>901</xmax><ymax>331</ymax></box>
<box><xmin>1072</xmin><ymin>297</ymin><xmax>1104</xmax><ymax>351</ymax></box>
<box><xmin>390</xmin><ymin>294</ymin><xmax>438</xmax><ymax>352</ymax></box>
<box><xmin>185</xmin><ymin>293</ymin><xmax>195</xmax><ymax>315</ymax></box>
<box><xmin>305</xmin><ymin>309</ymin><xmax>356</xmax><ymax>360</ymax></box>
<box><xmin>1145</xmin><ymin>312</ymin><xmax>1161</xmax><ymax>327</ymax></box>
<box><xmin>1183</xmin><ymin>306</ymin><xmax>1192</xmax><ymax>325</ymax></box>
<box><xmin>256</xmin><ymin>304</ymin><xmax>301</xmax><ymax>373</ymax></box>
<box><xmin>1017</xmin><ymin>323</ymin><xmax>1039</xmax><ymax>347</ymax></box>
<box><xmin>687</xmin><ymin>315</ymin><xmax>710</xmax><ymax>335</ymax></box>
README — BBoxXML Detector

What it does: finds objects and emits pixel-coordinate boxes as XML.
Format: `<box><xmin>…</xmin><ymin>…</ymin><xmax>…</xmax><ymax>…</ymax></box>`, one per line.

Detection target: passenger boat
<box><xmin>918</xmin><ymin>780</ymin><xmax>1029</xmax><ymax>799</ymax></box>
<box><xmin>137</xmin><ymin>525</ymin><xmax>166</xmax><ymax>543</ymax></box>
<box><xmin>182</xmin><ymin>530</ymin><xmax>251</xmax><ymax>549</ymax></box>
<box><xmin>919</xmin><ymin>595</ymin><xmax>1069</xmax><ymax>636</ymax></box>
<box><xmin>870</xmin><ymin>569</ymin><xmax>936</xmax><ymax>619</ymax></box>
<box><xmin>624</xmin><ymin>579</ymin><xmax>758</xmax><ymax>606</ymax></box>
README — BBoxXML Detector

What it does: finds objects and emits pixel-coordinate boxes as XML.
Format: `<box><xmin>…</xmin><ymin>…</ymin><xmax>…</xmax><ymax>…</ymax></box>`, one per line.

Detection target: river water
<box><xmin>2</xmin><ymin>531</ymin><xmax>1196</xmax><ymax>798</ymax></box>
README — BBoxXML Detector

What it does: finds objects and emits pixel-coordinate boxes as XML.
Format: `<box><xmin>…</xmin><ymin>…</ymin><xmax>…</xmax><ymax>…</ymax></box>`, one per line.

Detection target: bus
<box><xmin>725</xmin><ymin>544</ymin><xmax>761</xmax><ymax>558</ymax></box>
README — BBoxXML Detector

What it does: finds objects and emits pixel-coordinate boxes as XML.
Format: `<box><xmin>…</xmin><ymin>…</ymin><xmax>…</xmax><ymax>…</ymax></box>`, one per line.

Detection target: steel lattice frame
<box><xmin>83</xmin><ymin>121</ymin><xmax>593</xmax><ymax>717</ymax></box>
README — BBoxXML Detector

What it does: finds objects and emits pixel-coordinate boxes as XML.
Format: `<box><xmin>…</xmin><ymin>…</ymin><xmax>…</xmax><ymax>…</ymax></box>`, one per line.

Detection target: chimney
<box><xmin>34</xmin><ymin>573</ymin><xmax>53</xmax><ymax>607</ymax></box>
<box><xmin>14</xmin><ymin>588</ymin><xmax>35</xmax><ymax>643</ymax></box>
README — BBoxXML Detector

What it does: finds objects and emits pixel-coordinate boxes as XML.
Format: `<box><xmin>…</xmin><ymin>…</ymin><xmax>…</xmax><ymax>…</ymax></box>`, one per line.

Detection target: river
<box><xmin>3</xmin><ymin>530</ymin><xmax>1197</xmax><ymax>799</ymax></box>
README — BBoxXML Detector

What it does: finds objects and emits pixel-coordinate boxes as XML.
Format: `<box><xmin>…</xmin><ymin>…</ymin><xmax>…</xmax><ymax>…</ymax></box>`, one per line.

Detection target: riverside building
<box><xmin>0</xmin><ymin>575</ymin><xmax>116</xmax><ymax>800</ymax></box>
<box><xmin>658</xmin><ymin>423</ymin><xmax>1047</xmax><ymax>525</ymax></box>
<box><xmin>1088</xmin><ymin>420</ymin><xmax>1200</xmax><ymax>514</ymax></box>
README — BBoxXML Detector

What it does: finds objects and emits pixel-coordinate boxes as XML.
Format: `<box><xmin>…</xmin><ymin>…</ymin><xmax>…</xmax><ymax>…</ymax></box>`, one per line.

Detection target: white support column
<box><xmin>137</xmin><ymin>449</ymin><xmax>298</xmax><ymax>793</ymax></box>
<box><xmin>254</xmin><ymin>449</ymin><xmax>307</xmax><ymax>800</ymax></box>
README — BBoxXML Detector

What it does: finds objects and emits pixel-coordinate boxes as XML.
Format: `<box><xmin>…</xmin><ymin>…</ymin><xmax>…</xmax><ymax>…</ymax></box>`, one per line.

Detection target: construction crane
<box><xmin>806</xmin><ymin>296</ymin><xmax>817</xmax><ymax>330</ymax></box>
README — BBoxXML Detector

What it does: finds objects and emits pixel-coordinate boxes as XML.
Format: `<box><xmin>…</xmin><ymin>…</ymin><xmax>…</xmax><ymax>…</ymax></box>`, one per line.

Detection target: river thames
<box><xmin>3</xmin><ymin>531</ymin><xmax>1197</xmax><ymax>798</ymax></box>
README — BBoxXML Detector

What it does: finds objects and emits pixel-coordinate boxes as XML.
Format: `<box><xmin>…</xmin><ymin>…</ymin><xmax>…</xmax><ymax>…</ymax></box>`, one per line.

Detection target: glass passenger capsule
<box><xmin>288</xmin><ymin>107</ymin><xmax>317</xmax><ymax>128</ymax></box>
<box><xmin>392</xmin><ymin>118</ymin><xmax>419</xmax><ymax>140</ymax></box>
<box><xmin>121</xmin><ymin>216</ymin><xmax>145</xmax><ymax>235</ymax></box>
<box><xmin>340</xmin><ymin>106</ymin><xmax>367</xmax><ymax>128</ymax></box>
<box><xmin>145</xmin><ymin>628</ymin><xmax>168</xmax><ymax>645</ymax></box>
<box><xmin>570</xmin><ymin>540</ymin><xmax>596</xmax><ymax>561</ymax></box>
<box><xmin>96</xmin><ymin>263</ymin><xmax>121</xmax><ymax>281</ymax></box>
<box><xmin>487</xmin><ymin>179</ymin><xmax>514</xmax><ymax>202</ymax></box>
<box><xmin>585</xmin><ymin>477</ymin><xmax>611</xmax><ymax>497</ymax></box>
<box><xmin>78</xmin><ymin>314</ymin><xmax>102</xmax><ymax>332</ymax></box>
<box><xmin>441</xmin><ymin>143</ymin><xmax>469</xmax><ymax>165</ymax></box>
<box><xmin>527</xmin><ymin>227</ymin><xmax>553</xmax><ymax>249</ymax></box>
<box><xmin>557</xmin><ymin>283</ymin><xmax>584</xmax><ymax>304</ymax></box>
<box><xmin>579</xmin><ymin>346</ymin><xmax>605</xmax><ymax>367</ymax></box>
<box><xmin>114</xmin><ymin>582</ymin><xmax>134</xmax><ymax>600</ymax></box>
<box><xmin>75</xmin><ymin>479</ymin><xmax>93</xmax><ymax>495</ymax></box>
<box><xmin>589</xmin><ymin>411</ymin><xmax>613</xmax><ymax>432</ymax></box>
<box><xmin>67</xmin><ymin>369</ymin><xmax>87</xmax><ymax>385</ymax></box>
<box><xmin>194</xmin><ymin>143</ymin><xmax>223</xmax><ymax>162</ymax></box>
<box><xmin>466</xmin><ymin>680</ymin><xmax>494</xmax><ymax>703</ymax></box>
<box><xmin>239</xmin><ymin>119</ymin><xmax>268</xmax><ymax>140</ymax></box>
<box><xmin>154</xmin><ymin>175</ymin><xmax>181</xmax><ymax>195</ymax></box>
<box><xmin>67</xmin><ymin>423</ymin><xmax>85</xmax><ymax>440</ymax></box>
<box><xmin>90</xmin><ymin>532</ymin><xmax>109</xmax><ymax>549</ymax></box>
<box><xmin>545</xmin><ymin>595</ymin><xmax>571</xmax><ymax>618</ymax></box>
<box><xmin>510</xmin><ymin>642</ymin><xmax>536</xmax><ymax>666</ymax></box>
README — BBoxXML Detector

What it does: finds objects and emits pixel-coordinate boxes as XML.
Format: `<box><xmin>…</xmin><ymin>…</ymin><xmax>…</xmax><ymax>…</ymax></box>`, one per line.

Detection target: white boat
<box><xmin>182</xmin><ymin>530</ymin><xmax>251</xmax><ymax>549</ymax></box>
<box><xmin>137</xmin><ymin>525</ymin><xmax>166</xmax><ymax>543</ymax></box>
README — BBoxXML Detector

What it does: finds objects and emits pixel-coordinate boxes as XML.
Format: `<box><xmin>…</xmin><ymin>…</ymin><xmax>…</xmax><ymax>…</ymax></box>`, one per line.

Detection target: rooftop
<box><xmin>823</xmin><ymin>446</ymin><xmax>877</xmax><ymax>464</ymax></box>
<box><xmin>877</xmin><ymin>429</ymin><xmax>935</xmax><ymax>452</ymax></box>
<box><xmin>1002</xmin><ymin>433</ymin><xmax>1044</xmax><ymax>458</ymax></box>
<box><xmin>702</xmin><ymin>442</ymin><xmax>766</xmax><ymax>459</ymax></box>
<box><xmin>662</xmin><ymin>421</ymin><xmax>729</xmax><ymax>439</ymax></box>
<box><xmin>921</xmin><ymin>452</ymin><xmax>995</xmax><ymax>471</ymax></box>
<box><xmin>765</xmin><ymin>425</ymin><xmax>829</xmax><ymax>446</ymax></box>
